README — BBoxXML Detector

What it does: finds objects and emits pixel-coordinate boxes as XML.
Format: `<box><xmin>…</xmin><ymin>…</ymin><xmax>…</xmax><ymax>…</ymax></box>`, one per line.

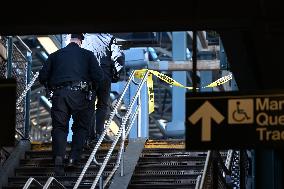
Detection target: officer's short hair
<box><xmin>71</xmin><ymin>34</ymin><xmax>85</xmax><ymax>41</ymax></box>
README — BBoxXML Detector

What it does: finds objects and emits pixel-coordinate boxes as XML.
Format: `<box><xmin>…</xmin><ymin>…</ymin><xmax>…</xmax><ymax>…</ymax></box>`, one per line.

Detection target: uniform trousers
<box><xmin>89</xmin><ymin>78</ymin><xmax>111</xmax><ymax>139</ymax></box>
<box><xmin>51</xmin><ymin>87</ymin><xmax>95</xmax><ymax>160</ymax></box>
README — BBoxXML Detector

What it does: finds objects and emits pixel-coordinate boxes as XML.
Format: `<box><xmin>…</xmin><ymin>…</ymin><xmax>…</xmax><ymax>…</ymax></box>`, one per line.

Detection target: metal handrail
<box><xmin>126</xmin><ymin>104</ymin><xmax>141</xmax><ymax>138</ymax></box>
<box><xmin>225</xmin><ymin>150</ymin><xmax>234</xmax><ymax>171</ymax></box>
<box><xmin>199</xmin><ymin>150</ymin><xmax>211</xmax><ymax>189</ymax></box>
<box><xmin>15</xmin><ymin>36</ymin><xmax>32</xmax><ymax>53</ymax></box>
<box><xmin>194</xmin><ymin>175</ymin><xmax>202</xmax><ymax>189</ymax></box>
<box><xmin>6</xmin><ymin>36</ymin><xmax>32</xmax><ymax>140</ymax></box>
<box><xmin>73</xmin><ymin>70</ymin><xmax>137</xmax><ymax>188</ymax></box>
<box><xmin>199</xmin><ymin>150</ymin><xmax>232</xmax><ymax>189</ymax></box>
<box><xmin>215</xmin><ymin>151</ymin><xmax>231</xmax><ymax>176</ymax></box>
<box><xmin>42</xmin><ymin>177</ymin><xmax>66</xmax><ymax>189</ymax></box>
<box><xmin>15</xmin><ymin>128</ymin><xmax>26</xmax><ymax>139</ymax></box>
<box><xmin>89</xmin><ymin>70</ymin><xmax>149</xmax><ymax>189</ymax></box>
<box><xmin>23</xmin><ymin>177</ymin><xmax>43</xmax><ymax>189</ymax></box>
<box><xmin>103</xmin><ymin>104</ymin><xmax>141</xmax><ymax>188</ymax></box>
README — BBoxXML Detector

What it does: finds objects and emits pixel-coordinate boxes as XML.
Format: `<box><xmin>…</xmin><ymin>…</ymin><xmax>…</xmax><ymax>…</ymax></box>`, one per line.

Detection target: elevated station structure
<box><xmin>1</xmin><ymin>1</ymin><xmax>284</xmax><ymax>187</ymax></box>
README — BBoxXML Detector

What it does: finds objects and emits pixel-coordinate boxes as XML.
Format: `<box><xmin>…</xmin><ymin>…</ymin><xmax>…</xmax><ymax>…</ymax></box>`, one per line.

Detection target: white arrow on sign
<box><xmin>188</xmin><ymin>101</ymin><xmax>224</xmax><ymax>141</ymax></box>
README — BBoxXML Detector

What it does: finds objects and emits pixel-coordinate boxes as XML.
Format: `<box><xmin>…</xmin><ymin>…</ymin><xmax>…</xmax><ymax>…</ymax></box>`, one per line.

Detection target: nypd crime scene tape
<box><xmin>134</xmin><ymin>69</ymin><xmax>233</xmax><ymax>114</ymax></box>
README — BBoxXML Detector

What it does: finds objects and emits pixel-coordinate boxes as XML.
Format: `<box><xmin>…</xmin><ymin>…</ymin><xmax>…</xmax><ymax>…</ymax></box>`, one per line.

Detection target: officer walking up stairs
<box><xmin>80</xmin><ymin>33</ymin><xmax>125</xmax><ymax>145</ymax></box>
<box><xmin>39</xmin><ymin>33</ymin><xmax>104</xmax><ymax>176</ymax></box>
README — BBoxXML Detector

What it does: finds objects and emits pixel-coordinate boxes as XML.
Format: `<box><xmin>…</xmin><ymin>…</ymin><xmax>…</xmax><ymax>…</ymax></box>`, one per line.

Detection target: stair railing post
<box><xmin>6</xmin><ymin>36</ymin><xmax>13</xmax><ymax>78</ymax></box>
<box><xmin>120</xmin><ymin>116</ymin><xmax>126</xmax><ymax>177</ymax></box>
<box><xmin>89</xmin><ymin>70</ymin><xmax>149</xmax><ymax>189</ymax></box>
<box><xmin>99</xmin><ymin>175</ymin><xmax>103</xmax><ymax>189</ymax></box>
<box><xmin>212</xmin><ymin>150</ymin><xmax>219</xmax><ymax>189</ymax></box>
<box><xmin>24</xmin><ymin>51</ymin><xmax>32</xmax><ymax>139</ymax></box>
<box><xmin>137</xmin><ymin>93</ymin><xmax>141</xmax><ymax>138</ymax></box>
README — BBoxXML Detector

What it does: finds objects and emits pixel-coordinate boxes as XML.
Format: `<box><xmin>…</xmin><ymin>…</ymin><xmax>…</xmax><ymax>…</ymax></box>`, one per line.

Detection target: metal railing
<box><xmin>42</xmin><ymin>177</ymin><xmax>66</xmax><ymax>189</ymax></box>
<box><xmin>36</xmin><ymin>70</ymin><xmax>148</xmax><ymax>189</ymax></box>
<box><xmin>15</xmin><ymin>36</ymin><xmax>32</xmax><ymax>53</ymax></box>
<box><xmin>198</xmin><ymin>150</ymin><xmax>211</xmax><ymax>188</ymax></box>
<box><xmin>23</xmin><ymin>176</ymin><xmax>64</xmax><ymax>189</ymax></box>
<box><xmin>72</xmin><ymin>70</ymin><xmax>136</xmax><ymax>188</ymax></box>
<box><xmin>1</xmin><ymin>36</ymin><xmax>28</xmax><ymax>140</ymax></box>
<box><xmin>14</xmin><ymin>36</ymin><xmax>34</xmax><ymax>139</ymax></box>
<box><xmin>195</xmin><ymin>175</ymin><xmax>202</xmax><ymax>189</ymax></box>
<box><xmin>72</xmin><ymin>70</ymin><xmax>149</xmax><ymax>189</ymax></box>
<box><xmin>196</xmin><ymin>150</ymin><xmax>251</xmax><ymax>189</ymax></box>
<box><xmin>23</xmin><ymin>177</ymin><xmax>43</xmax><ymax>189</ymax></box>
<box><xmin>103</xmin><ymin>103</ymin><xmax>141</xmax><ymax>188</ymax></box>
<box><xmin>225</xmin><ymin>150</ymin><xmax>234</xmax><ymax>171</ymax></box>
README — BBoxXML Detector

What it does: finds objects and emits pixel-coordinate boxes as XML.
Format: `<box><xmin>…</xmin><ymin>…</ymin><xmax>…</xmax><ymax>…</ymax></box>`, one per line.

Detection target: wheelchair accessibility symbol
<box><xmin>228</xmin><ymin>99</ymin><xmax>254</xmax><ymax>124</ymax></box>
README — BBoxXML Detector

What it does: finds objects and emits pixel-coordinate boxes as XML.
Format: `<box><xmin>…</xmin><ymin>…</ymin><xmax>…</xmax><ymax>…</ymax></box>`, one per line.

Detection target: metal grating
<box><xmin>0</xmin><ymin>37</ymin><xmax>28</xmax><ymax>139</ymax></box>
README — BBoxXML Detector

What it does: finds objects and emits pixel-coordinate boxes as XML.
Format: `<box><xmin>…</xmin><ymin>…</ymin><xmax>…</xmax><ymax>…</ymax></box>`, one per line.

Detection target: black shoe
<box><xmin>96</xmin><ymin>133</ymin><xmax>114</xmax><ymax>142</ymax></box>
<box><xmin>84</xmin><ymin>138</ymin><xmax>97</xmax><ymax>150</ymax></box>
<box><xmin>54</xmin><ymin>156</ymin><xmax>64</xmax><ymax>176</ymax></box>
<box><xmin>104</xmin><ymin>134</ymin><xmax>114</xmax><ymax>142</ymax></box>
<box><xmin>67</xmin><ymin>158</ymin><xmax>79</xmax><ymax>168</ymax></box>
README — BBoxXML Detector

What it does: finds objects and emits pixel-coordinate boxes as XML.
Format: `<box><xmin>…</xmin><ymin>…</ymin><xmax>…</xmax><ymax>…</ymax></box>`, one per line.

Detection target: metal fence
<box><xmin>0</xmin><ymin>36</ymin><xmax>28</xmax><ymax>140</ymax></box>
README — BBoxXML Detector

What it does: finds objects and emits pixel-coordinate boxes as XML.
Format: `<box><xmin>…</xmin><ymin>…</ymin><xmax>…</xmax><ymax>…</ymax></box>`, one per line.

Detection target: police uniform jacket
<box><xmin>39</xmin><ymin>42</ymin><xmax>104</xmax><ymax>87</ymax></box>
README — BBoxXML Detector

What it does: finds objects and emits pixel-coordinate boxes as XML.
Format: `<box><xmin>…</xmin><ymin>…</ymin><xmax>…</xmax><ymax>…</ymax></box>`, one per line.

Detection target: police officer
<box><xmin>39</xmin><ymin>34</ymin><xmax>104</xmax><ymax>176</ymax></box>
<box><xmin>81</xmin><ymin>33</ymin><xmax>125</xmax><ymax>142</ymax></box>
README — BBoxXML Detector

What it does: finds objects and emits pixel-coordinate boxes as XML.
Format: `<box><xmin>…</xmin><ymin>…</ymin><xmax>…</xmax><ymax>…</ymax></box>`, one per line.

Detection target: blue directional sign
<box><xmin>186</xmin><ymin>91</ymin><xmax>284</xmax><ymax>150</ymax></box>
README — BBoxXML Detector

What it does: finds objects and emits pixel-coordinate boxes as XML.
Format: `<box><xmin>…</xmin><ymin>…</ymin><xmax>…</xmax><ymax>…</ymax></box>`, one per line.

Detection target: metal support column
<box><xmin>128</xmin><ymin>77</ymin><xmax>149</xmax><ymax>139</ymax></box>
<box><xmin>24</xmin><ymin>51</ymin><xmax>32</xmax><ymax>139</ymax></box>
<box><xmin>192</xmin><ymin>31</ymin><xmax>197</xmax><ymax>93</ymax></box>
<box><xmin>200</xmin><ymin>71</ymin><xmax>213</xmax><ymax>92</ymax></box>
<box><xmin>165</xmin><ymin>32</ymin><xmax>187</xmax><ymax>137</ymax></box>
<box><xmin>7</xmin><ymin>37</ymin><xmax>13</xmax><ymax>78</ymax></box>
<box><xmin>212</xmin><ymin>151</ymin><xmax>219</xmax><ymax>189</ymax></box>
<box><xmin>219</xmin><ymin>38</ymin><xmax>228</xmax><ymax>70</ymax></box>
<box><xmin>199</xmin><ymin>33</ymin><xmax>213</xmax><ymax>92</ymax></box>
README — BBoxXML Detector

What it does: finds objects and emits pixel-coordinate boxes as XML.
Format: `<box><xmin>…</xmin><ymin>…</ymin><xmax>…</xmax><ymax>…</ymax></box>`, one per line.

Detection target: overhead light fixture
<box><xmin>37</xmin><ymin>36</ymin><xmax>59</xmax><ymax>54</ymax></box>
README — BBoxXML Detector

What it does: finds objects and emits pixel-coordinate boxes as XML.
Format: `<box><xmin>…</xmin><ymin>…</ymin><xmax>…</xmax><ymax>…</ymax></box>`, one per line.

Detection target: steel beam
<box><xmin>187</xmin><ymin>31</ymin><xmax>203</xmax><ymax>51</ymax></box>
<box><xmin>7</xmin><ymin>37</ymin><xmax>13</xmax><ymax>78</ymax></box>
<box><xmin>148</xmin><ymin>60</ymin><xmax>220</xmax><ymax>71</ymax></box>
<box><xmin>165</xmin><ymin>32</ymin><xmax>187</xmax><ymax>137</ymax></box>
<box><xmin>24</xmin><ymin>52</ymin><xmax>32</xmax><ymax>139</ymax></box>
<box><xmin>197</xmin><ymin>31</ymin><xmax>208</xmax><ymax>49</ymax></box>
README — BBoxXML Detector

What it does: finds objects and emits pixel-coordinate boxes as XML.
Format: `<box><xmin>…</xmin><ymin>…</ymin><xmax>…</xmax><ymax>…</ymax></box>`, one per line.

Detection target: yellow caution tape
<box><xmin>134</xmin><ymin>70</ymin><xmax>155</xmax><ymax>113</ymax></box>
<box><xmin>134</xmin><ymin>69</ymin><xmax>233</xmax><ymax>114</ymax></box>
<box><xmin>147</xmin><ymin>73</ymin><xmax>155</xmax><ymax>114</ymax></box>
<box><xmin>203</xmin><ymin>73</ymin><xmax>232</xmax><ymax>88</ymax></box>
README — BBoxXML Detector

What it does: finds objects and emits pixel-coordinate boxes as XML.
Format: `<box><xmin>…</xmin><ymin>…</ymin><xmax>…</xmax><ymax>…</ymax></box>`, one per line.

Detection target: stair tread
<box><xmin>4</xmin><ymin>140</ymin><xmax>210</xmax><ymax>189</ymax></box>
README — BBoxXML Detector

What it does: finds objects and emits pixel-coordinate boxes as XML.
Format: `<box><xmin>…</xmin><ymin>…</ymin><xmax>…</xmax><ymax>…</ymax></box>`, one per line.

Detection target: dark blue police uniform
<box><xmin>39</xmin><ymin>36</ymin><xmax>104</xmax><ymax>175</ymax></box>
<box><xmin>85</xmin><ymin>34</ymin><xmax>125</xmax><ymax>141</ymax></box>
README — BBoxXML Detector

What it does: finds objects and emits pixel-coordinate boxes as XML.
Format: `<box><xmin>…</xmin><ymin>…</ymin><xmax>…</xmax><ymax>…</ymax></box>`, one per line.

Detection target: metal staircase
<box><xmin>0</xmin><ymin>34</ymin><xmax>251</xmax><ymax>189</ymax></box>
<box><xmin>3</xmin><ymin>142</ymin><xmax>120</xmax><ymax>189</ymax></box>
<box><xmin>3</xmin><ymin>140</ymin><xmax>249</xmax><ymax>189</ymax></box>
<box><xmin>128</xmin><ymin>140</ymin><xmax>207</xmax><ymax>189</ymax></box>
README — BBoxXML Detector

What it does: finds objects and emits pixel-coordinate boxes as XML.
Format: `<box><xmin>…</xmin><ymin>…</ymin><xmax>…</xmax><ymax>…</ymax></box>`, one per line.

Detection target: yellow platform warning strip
<box><xmin>135</xmin><ymin>69</ymin><xmax>233</xmax><ymax>114</ymax></box>
<box><xmin>144</xmin><ymin>140</ymin><xmax>185</xmax><ymax>149</ymax></box>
